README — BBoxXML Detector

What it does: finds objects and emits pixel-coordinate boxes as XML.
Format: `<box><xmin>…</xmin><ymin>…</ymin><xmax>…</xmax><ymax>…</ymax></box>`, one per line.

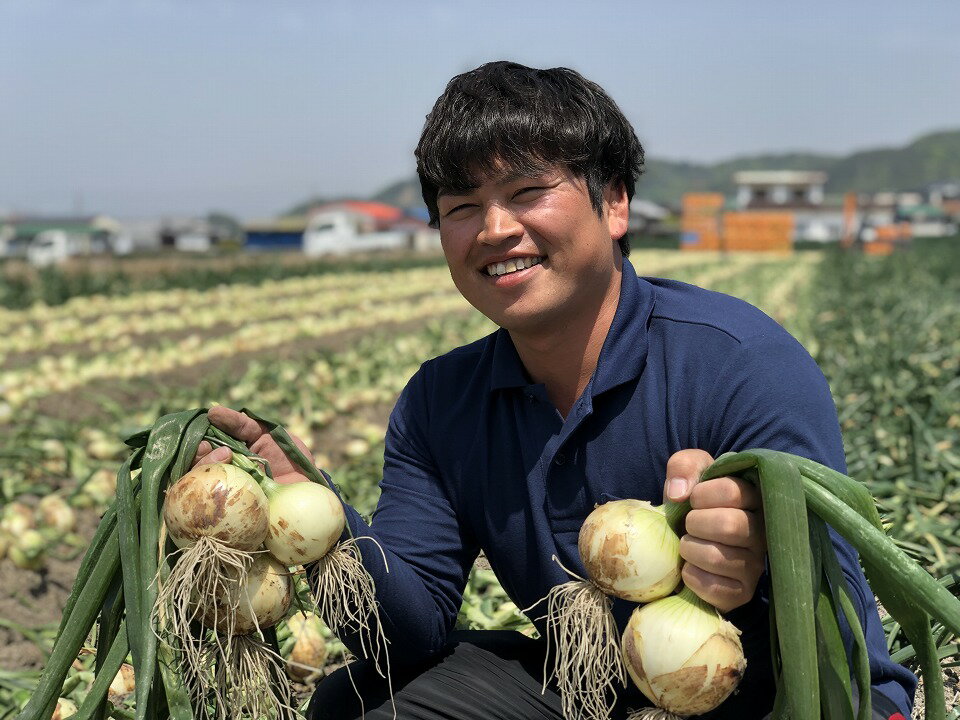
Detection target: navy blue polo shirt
<box><xmin>336</xmin><ymin>257</ymin><xmax>915</xmax><ymax>713</ymax></box>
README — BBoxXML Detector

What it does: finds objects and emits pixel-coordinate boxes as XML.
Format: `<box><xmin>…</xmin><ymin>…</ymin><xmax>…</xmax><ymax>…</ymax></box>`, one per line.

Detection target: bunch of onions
<box><xmin>158</xmin><ymin>449</ymin><xmax>368</xmax><ymax>719</ymax></box>
<box><xmin>542</xmin><ymin>498</ymin><xmax>744</xmax><ymax>720</ymax></box>
<box><xmin>157</xmin><ymin>461</ymin><xmax>278</xmax><ymax>713</ymax></box>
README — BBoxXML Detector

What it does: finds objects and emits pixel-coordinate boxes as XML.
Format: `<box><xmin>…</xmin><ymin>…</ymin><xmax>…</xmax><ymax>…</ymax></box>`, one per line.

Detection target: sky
<box><xmin>1</xmin><ymin>0</ymin><xmax>958</xmax><ymax>220</ymax></box>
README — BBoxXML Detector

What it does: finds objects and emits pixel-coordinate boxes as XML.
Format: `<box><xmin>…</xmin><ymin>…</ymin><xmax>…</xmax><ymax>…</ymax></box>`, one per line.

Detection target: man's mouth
<box><xmin>484</xmin><ymin>256</ymin><xmax>544</xmax><ymax>277</ymax></box>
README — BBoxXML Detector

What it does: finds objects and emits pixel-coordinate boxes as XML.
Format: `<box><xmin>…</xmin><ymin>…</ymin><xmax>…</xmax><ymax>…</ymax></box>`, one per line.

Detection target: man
<box><xmin>196</xmin><ymin>62</ymin><xmax>915</xmax><ymax>718</ymax></box>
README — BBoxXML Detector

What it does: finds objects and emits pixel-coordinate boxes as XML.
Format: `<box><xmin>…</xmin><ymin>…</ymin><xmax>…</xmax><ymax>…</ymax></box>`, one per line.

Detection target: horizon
<box><xmin>2</xmin><ymin>1</ymin><xmax>958</xmax><ymax>220</ymax></box>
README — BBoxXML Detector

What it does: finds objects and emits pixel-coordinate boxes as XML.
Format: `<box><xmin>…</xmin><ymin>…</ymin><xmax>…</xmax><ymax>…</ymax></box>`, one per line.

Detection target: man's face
<box><xmin>437</xmin><ymin>165</ymin><xmax>628</xmax><ymax>337</ymax></box>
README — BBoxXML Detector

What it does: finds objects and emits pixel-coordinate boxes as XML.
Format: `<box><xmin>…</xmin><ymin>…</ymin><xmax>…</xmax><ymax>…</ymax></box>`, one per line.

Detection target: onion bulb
<box><xmin>37</xmin><ymin>495</ymin><xmax>76</xmax><ymax>535</ymax></box>
<box><xmin>622</xmin><ymin>586</ymin><xmax>746</xmax><ymax>717</ymax></box>
<box><xmin>108</xmin><ymin>663</ymin><xmax>136</xmax><ymax>704</ymax></box>
<box><xmin>261</xmin><ymin>478</ymin><xmax>345</xmax><ymax>566</ymax></box>
<box><xmin>51</xmin><ymin>698</ymin><xmax>77</xmax><ymax>720</ymax></box>
<box><xmin>9</xmin><ymin>529</ymin><xmax>46</xmax><ymax>570</ymax></box>
<box><xmin>1</xmin><ymin>501</ymin><xmax>35</xmax><ymax>536</ymax></box>
<box><xmin>286</xmin><ymin>612</ymin><xmax>328</xmax><ymax>681</ymax></box>
<box><xmin>163</xmin><ymin>463</ymin><xmax>269</xmax><ymax>550</ymax></box>
<box><xmin>578</xmin><ymin>499</ymin><xmax>683</xmax><ymax>602</ymax></box>
<box><xmin>201</xmin><ymin>554</ymin><xmax>292</xmax><ymax>635</ymax></box>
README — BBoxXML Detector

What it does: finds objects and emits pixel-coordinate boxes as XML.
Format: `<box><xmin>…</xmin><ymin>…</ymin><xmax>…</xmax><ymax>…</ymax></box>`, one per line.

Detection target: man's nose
<box><xmin>477</xmin><ymin>205</ymin><xmax>522</xmax><ymax>245</ymax></box>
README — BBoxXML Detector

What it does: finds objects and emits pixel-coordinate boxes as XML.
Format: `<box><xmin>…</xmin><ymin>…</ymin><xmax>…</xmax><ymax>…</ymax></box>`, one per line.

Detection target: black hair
<box><xmin>415</xmin><ymin>61</ymin><xmax>645</xmax><ymax>256</ymax></box>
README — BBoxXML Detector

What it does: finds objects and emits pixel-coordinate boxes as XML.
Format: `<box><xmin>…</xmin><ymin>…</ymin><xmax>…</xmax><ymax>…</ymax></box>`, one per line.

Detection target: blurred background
<box><xmin>0</xmin><ymin>2</ymin><xmax>958</xmax><ymax>716</ymax></box>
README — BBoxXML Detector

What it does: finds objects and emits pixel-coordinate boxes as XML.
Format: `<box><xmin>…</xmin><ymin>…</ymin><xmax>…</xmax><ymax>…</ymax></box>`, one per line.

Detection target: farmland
<box><xmin>0</xmin><ymin>241</ymin><xmax>957</xmax><ymax>717</ymax></box>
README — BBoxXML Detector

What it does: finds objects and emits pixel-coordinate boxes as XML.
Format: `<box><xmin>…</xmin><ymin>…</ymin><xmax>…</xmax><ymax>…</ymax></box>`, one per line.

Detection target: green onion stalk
<box><xmin>13</xmin><ymin>408</ymin><xmax>390</xmax><ymax>720</ymax></box>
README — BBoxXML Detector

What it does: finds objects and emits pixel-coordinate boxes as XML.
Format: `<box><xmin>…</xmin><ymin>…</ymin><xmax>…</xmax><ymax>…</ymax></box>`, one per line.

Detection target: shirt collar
<box><xmin>488</xmin><ymin>256</ymin><xmax>653</xmax><ymax>395</ymax></box>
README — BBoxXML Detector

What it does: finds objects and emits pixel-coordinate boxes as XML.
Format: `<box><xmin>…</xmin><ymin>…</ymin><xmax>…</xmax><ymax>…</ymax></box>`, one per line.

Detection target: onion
<box><xmin>286</xmin><ymin>612</ymin><xmax>328</xmax><ymax>681</ymax></box>
<box><xmin>108</xmin><ymin>663</ymin><xmax>136</xmax><ymax>704</ymax></box>
<box><xmin>9</xmin><ymin>529</ymin><xmax>46</xmax><ymax>570</ymax></box>
<box><xmin>578</xmin><ymin>499</ymin><xmax>683</xmax><ymax>602</ymax></box>
<box><xmin>622</xmin><ymin>586</ymin><xmax>746</xmax><ymax>717</ymax></box>
<box><xmin>201</xmin><ymin>554</ymin><xmax>292</xmax><ymax>635</ymax></box>
<box><xmin>1</xmin><ymin>501</ymin><xmax>35</xmax><ymax>536</ymax></box>
<box><xmin>51</xmin><ymin>698</ymin><xmax>77</xmax><ymax>720</ymax></box>
<box><xmin>261</xmin><ymin>479</ymin><xmax>345</xmax><ymax>566</ymax></box>
<box><xmin>163</xmin><ymin>463</ymin><xmax>269</xmax><ymax>550</ymax></box>
<box><xmin>37</xmin><ymin>495</ymin><xmax>77</xmax><ymax>535</ymax></box>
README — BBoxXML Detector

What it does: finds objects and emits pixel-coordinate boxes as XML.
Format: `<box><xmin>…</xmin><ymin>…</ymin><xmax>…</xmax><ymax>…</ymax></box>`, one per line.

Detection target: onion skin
<box><xmin>578</xmin><ymin>499</ymin><xmax>682</xmax><ymax>602</ymax></box>
<box><xmin>202</xmin><ymin>554</ymin><xmax>293</xmax><ymax>635</ymax></box>
<box><xmin>621</xmin><ymin>588</ymin><xmax>746</xmax><ymax>715</ymax></box>
<box><xmin>163</xmin><ymin>463</ymin><xmax>269</xmax><ymax>550</ymax></box>
<box><xmin>265</xmin><ymin>481</ymin><xmax>345</xmax><ymax>565</ymax></box>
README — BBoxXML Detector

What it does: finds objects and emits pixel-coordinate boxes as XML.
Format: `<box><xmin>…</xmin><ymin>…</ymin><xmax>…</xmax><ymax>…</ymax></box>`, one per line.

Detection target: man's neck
<box><xmin>510</xmin><ymin>272</ymin><xmax>623</xmax><ymax>419</ymax></box>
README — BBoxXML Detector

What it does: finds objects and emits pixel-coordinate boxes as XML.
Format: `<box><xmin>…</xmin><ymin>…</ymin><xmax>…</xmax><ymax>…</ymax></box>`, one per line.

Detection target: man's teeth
<box><xmin>486</xmin><ymin>256</ymin><xmax>543</xmax><ymax>276</ymax></box>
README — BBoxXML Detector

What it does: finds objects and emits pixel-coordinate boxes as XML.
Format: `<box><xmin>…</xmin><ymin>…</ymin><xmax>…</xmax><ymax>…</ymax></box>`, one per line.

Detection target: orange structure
<box><xmin>721</xmin><ymin>212</ymin><xmax>794</xmax><ymax>253</ymax></box>
<box><xmin>841</xmin><ymin>192</ymin><xmax>858</xmax><ymax>248</ymax></box>
<box><xmin>680</xmin><ymin>193</ymin><xmax>724</xmax><ymax>251</ymax></box>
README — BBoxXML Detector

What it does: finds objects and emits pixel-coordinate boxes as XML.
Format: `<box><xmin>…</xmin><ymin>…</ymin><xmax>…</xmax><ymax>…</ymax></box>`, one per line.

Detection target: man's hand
<box><xmin>663</xmin><ymin>449</ymin><xmax>766</xmax><ymax>613</ymax></box>
<box><xmin>192</xmin><ymin>406</ymin><xmax>313</xmax><ymax>485</ymax></box>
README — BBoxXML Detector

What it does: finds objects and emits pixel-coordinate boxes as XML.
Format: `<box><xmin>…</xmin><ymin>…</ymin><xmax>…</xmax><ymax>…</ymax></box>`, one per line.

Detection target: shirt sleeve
<box><xmin>314</xmin><ymin>362</ymin><xmax>478</xmax><ymax>664</ymax></box>
<box><xmin>702</xmin><ymin>332</ymin><xmax>917</xmax><ymax>714</ymax></box>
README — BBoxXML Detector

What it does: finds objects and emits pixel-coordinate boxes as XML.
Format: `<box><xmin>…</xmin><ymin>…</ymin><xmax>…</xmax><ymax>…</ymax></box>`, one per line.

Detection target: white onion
<box><xmin>37</xmin><ymin>495</ymin><xmax>76</xmax><ymax>535</ymax></box>
<box><xmin>622</xmin><ymin>586</ymin><xmax>746</xmax><ymax>716</ymax></box>
<box><xmin>578</xmin><ymin>499</ymin><xmax>682</xmax><ymax>602</ymax></box>
<box><xmin>286</xmin><ymin>612</ymin><xmax>328</xmax><ymax>680</ymax></box>
<box><xmin>202</xmin><ymin>554</ymin><xmax>292</xmax><ymax>635</ymax></box>
<box><xmin>163</xmin><ymin>463</ymin><xmax>269</xmax><ymax>550</ymax></box>
<box><xmin>263</xmin><ymin>480</ymin><xmax>345</xmax><ymax>565</ymax></box>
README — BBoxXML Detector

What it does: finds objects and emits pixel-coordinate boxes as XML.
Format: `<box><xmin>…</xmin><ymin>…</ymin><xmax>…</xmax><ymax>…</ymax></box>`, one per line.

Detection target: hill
<box><xmin>361</xmin><ymin>129</ymin><xmax>960</xmax><ymax>210</ymax></box>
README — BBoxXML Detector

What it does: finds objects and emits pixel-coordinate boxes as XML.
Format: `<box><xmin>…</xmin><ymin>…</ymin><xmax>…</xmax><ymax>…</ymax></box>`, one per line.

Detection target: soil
<box><xmin>0</xmin><ymin>507</ymin><xmax>103</xmax><ymax>670</ymax></box>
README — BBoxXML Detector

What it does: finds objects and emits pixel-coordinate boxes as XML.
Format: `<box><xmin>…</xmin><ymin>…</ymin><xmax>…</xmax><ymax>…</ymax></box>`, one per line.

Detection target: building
<box><xmin>243</xmin><ymin>216</ymin><xmax>310</xmax><ymax>251</ymax></box>
<box><xmin>0</xmin><ymin>215</ymin><xmax>124</xmax><ymax>264</ymax></box>
<box><xmin>732</xmin><ymin>171</ymin><xmax>846</xmax><ymax>243</ymax></box>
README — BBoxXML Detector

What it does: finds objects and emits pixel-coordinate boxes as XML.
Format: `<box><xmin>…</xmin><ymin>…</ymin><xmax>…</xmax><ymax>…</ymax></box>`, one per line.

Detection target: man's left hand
<box><xmin>663</xmin><ymin>449</ymin><xmax>766</xmax><ymax>613</ymax></box>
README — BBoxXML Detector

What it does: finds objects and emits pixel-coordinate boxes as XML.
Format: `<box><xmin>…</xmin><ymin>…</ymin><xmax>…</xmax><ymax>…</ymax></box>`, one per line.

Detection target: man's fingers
<box><xmin>194</xmin><ymin>445</ymin><xmax>232</xmax><ymax>467</ymax></box>
<box><xmin>690</xmin><ymin>476</ymin><xmax>762</xmax><ymax>511</ymax></box>
<box><xmin>679</xmin><ymin>535</ymin><xmax>759</xmax><ymax>581</ymax></box>
<box><xmin>664</xmin><ymin>449</ymin><xmax>715</xmax><ymax>502</ymax></box>
<box><xmin>681</xmin><ymin>563</ymin><xmax>748</xmax><ymax>614</ymax></box>
<box><xmin>191</xmin><ymin>440</ymin><xmax>212</xmax><ymax>466</ymax></box>
<box><xmin>207</xmin><ymin>406</ymin><xmax>268</xmax><ymax>445</ymax></box>
<box><xmin>684</xmin><ymin>507</ymin><xmax>765</xmax><ymax>550</ymax></box>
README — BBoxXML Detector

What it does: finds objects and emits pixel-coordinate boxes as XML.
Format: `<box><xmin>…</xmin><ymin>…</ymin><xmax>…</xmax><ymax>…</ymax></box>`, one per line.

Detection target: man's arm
<box><xmin>664</xmin><ymin>333</ymin><xmax>917</xmax><ymax>714</ymax></box>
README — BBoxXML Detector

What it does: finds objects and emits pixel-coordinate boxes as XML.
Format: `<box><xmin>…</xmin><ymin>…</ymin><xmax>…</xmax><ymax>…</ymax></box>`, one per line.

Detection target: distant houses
<box><xmin>244</xmin><ymin>201</ymin><xmax>439</xmax><ymax>255</ymax></box>
<box><xmin>0</xmin><ymin>200</ymin><xmax>440</xmax><ymax>265</ymax></box>
<box><xmin>2</xmin><ymin>177</ymin><xmax>956</xmax><ymax>266</ymax></box>
<box><xmin>680</xmin><ymin>171</ymin><xmax>959</xmax><ymax>251</ymax></box>
<box><xmin>0</xmin><ymin>215</ymin><xmax>126</xmax><ymax>265</ymax></box>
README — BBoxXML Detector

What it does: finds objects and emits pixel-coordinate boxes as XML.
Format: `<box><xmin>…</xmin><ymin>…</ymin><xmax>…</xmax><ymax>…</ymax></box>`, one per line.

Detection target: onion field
<box><xmin>0</xmin><ymin>241</ymin><xmax>957</xmax><ymax>718</ymax></box>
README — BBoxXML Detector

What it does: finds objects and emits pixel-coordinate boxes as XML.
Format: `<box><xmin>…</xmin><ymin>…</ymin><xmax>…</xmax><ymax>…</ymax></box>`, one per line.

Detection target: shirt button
<box><xmin>554</xmin><ymin>453</ymin><xmax>566</xmax><ymax>465</ymax></box>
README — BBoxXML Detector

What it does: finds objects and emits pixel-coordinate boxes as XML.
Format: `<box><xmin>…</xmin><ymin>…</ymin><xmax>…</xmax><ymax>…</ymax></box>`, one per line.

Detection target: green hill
<box><xmin>364</xmin><ymin>129</ymin><xmax>960</xmax><ymax>210</ymax></box>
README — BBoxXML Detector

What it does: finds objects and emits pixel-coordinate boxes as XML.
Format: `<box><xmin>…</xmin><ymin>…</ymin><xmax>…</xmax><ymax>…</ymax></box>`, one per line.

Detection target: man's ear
<box><xmin>605</xmin><ymin>181</ymin><xmax>630</xmax><ymax>241</ymax></box>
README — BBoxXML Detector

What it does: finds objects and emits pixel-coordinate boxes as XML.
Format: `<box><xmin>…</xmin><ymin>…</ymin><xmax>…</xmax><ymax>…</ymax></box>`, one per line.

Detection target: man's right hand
<box><xmin>192</xmin><ymin>406</ymin><xmax>313</xmax><ymax>485</ymax></box>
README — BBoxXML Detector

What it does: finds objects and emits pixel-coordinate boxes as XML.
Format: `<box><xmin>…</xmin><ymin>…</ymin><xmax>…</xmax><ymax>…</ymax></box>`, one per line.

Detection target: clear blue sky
<box><xmin>1</xmin><ymin>0</ymin><xmax>957</xmax><ymax>219</ymax></box>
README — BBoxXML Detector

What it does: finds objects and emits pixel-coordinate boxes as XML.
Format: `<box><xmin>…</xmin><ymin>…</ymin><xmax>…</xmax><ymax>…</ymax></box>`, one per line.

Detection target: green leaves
<box><xmin>703</xmin><ymin>450</ymin><xmax>960</xmax><ymax>720</ymax></box>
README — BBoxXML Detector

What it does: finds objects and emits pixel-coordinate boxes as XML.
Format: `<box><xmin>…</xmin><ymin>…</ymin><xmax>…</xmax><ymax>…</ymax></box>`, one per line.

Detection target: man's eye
<box><xmin>515</xmin><ymin>186</ymin><xmax>545</xmax><ymax>198</ymax></box>
<box><xmin>443</xmin><ymin>203</ymin><xmax>474</xmax><ymax>217</ymax></box>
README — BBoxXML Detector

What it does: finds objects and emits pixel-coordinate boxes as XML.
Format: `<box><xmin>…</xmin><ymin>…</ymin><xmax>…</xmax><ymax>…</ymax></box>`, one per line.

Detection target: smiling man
<box><xmin>197</xmin><ymin>62</ymin><xmax>915</xmax><ymax>718</ymax></box>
